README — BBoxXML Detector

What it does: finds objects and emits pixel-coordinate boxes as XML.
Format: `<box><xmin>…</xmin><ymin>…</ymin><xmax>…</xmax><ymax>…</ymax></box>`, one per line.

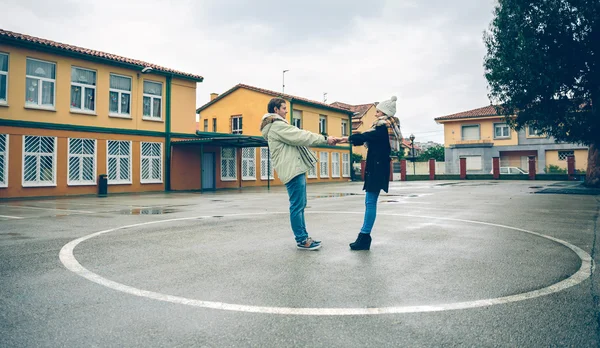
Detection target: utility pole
<box><xmin>282</xmin><ymin>70</ymin><xmax>289</xmax><ymax>94</ymax></box>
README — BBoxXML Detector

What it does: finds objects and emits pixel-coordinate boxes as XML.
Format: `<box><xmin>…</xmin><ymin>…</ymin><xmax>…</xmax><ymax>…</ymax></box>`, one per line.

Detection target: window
<box><xmin>143</xmin><ymin>81</ymin><xmax>162</xmax><ymax>119</ymax></box>
<box><xmin>320</xmin><ymin>152</ymin><xmax>329</xmax><ymax>177</ymax></box>
<box><xmin>558</xmin><ymin>151</ymin><xmax>574</xmax><ymax>161</ymax></box>
<box><xmin>221</xmin><ymin>147</ymin><xmax>237</xmax><ymax>181</ymax></box>
<box><xmin>464</xmin><ymin>156</ymin><xmax>482</xmax><ymax>170</ymax></box>
<box><xmin>461</xmin><ymin>125</ymin><xmax>480</xmax><ymax>140</ymax></box>
<box><xmin>25</xmin><ymin>58</ymin><xmax>55</xmax><ymax>108</ymax></box>
<box><xmin>293</xmin><ymin>110</ymin><xmax>302</xmax><ymax>128</ymax></box>
<box><xmin>232</xmin><ymin>116</ymin><xmax>242</xmax><ymax>134</ymax></box>
<box><xmin>140</xmin><ymin>142</ymin><xmax>162</xmax><ymax>183</ymax></box>
<box><xmin>527</xmin><ymin>125</ymin><xmax>545</xmax><ymax>137</ymax></box>
<box><xmin>260</xmin><ymin>147</ymin><xmax>274</xmax><ymax>180</ymax></box>
<box><xmin>242</xmin><ymin>148</ymin><xmax>256</xmax><ymax>180</ymax></box>
<box><xmin>68</xmin><ymin>138</ymin><xmax>96</xmax><ymax>185</ymax></box>
<box><xmin>70</xmin><ymin>67</ymin><xmax>96</xmax><ymax>112</ymax></box>
<box><xmin>203</xmin><ymin>119</ymin><xmax>208</xmax><ymax>131</ymax></box>
<box><xmin>109</xmin><ymin>74</ymin><xmax>131</xmax><ymax>116</ymax></box>
<box><xmin>0</xmin><ymin>134</ymin><xmax>7</xmax><ymax>187</ymax></box>
<box><xmin>23</xmin><ymin>135</ymin><xmax>56</xmax><ymax>187</ymax></box>
<box><xmin>0</xmin><ymin>53</ymin><xmax>8</xmax><ymax>104</ymax></box>
<box><xmin>342</xmin><ymin>152</ymin><xmax>350</xmax><ymax>178</ymax></box>
<box><xmin>107</xmin><ymin>140</ymin><xmax>131</xmax><ymax>184</ymax></box>
<box><xmin>341</xmin><ymin>120</ymin><xmax>348</xmax><ymax>136</ymax></box>
<box><xmin>331</xmin><ymin>152</ymin><xmax>340</xmax><ymax>178</ymax></box>
<box><xmin>319</xmin><ymin>116</ymin><xmax>327</xmax><ymax>134</ymax></box>
<box><xmin>494</xmin><ymin>123</ymin><xmax>510</xmax><ymax>139</ymax></box>
<box><xmin>213</xmin><ymin>118</ymin><xmax>217</xmax><ymax>132</ymax></box>
<box><xmin>307</xmin><ymin>150</ymin><xmax>318</xmax><ymax>178</ymax></box>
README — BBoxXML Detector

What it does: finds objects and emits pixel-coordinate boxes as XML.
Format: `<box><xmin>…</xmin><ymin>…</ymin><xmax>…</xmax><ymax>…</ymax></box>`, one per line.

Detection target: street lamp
<box><xmin>282</xmin><ymin>70</ymin><xmax>289</xmax><ymax>94</ymax></box>
<box><xmin>409</xmin><ymin>133</ymin><xmax>416</xmax><ymax>175</ymax></box>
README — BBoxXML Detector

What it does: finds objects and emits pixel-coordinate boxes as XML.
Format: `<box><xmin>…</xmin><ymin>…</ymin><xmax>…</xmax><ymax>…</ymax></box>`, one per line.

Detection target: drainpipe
<box><xmin>165</xmin><ymin>75</ymin><xmax>172</xmax><ymax>191</ymax></box>
<box><xmin>348</xmin><ymin>112</ymin><xmax>354</xmax><ymax>181</ymax></box>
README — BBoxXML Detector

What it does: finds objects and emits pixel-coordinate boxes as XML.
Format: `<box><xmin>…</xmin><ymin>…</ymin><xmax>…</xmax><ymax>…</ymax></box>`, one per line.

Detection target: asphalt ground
<box><xmin>1</xmin><ymin>180</ymin><xmax>599</xmax><ymax>347</ymax></box>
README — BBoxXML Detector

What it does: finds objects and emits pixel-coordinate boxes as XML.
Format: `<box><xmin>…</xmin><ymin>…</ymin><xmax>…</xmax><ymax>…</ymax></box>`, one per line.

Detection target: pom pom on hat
<box><xmin>376</xmin><ymin>95</ymin><xmax>398</xmax><ymax>116</ymax></box>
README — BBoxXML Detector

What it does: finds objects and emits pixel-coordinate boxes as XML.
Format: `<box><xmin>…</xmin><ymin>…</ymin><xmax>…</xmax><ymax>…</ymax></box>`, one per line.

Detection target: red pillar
<box><xmin>492</xmin><ymin>157</ymin><xmax>500</xmax><ymax>179</ymax></box>
<box><xmin>528</xmin><ymin>156</ymin><xmax>536</xmax><ymax>180</ymax></box>
<box><xmin>401</xmin><ymin>159</ymin><xmax>407</xmax><ymax>181</ymax></box>
<box><xmin>567</xmin><ymin>155</ymin><xmax>576</xmax><ymax>180</ymax></box>
<box><xmin>429</xmin><ymin>159</ymin><xmax>435</xmax><ymax>180</ymax></box>
<box><xmin>389</xmin><ymin>159</ymin><xmax>394</xmax><ymax>181</ymax></box>
<box><xmin>361</xmin><ymin>160</ymin><xmax>366</xmax><ymax>181</ymax></box>
<box><xmin>459</xmin><ymin>157</ymin><xmax>467</xmax><ymax>180</ymax></box>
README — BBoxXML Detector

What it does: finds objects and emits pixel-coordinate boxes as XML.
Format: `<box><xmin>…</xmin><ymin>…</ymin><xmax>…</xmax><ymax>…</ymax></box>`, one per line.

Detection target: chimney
<box><xmin>210</xmin><ymin>93</ymin><xmax>219</xmax><ymax>100</ymax></box>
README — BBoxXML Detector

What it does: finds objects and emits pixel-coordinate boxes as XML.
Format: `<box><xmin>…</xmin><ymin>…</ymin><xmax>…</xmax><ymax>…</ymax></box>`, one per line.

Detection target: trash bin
<box><xmin>98</xmin><ymin>174</ymin><xmax>108</xmax><ymax>197</ymax></box>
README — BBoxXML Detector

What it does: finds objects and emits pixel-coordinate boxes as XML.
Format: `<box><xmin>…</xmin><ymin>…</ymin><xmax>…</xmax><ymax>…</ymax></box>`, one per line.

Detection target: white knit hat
<box><xmin>376</xmin><ymin>96</ymin><xmax>397</xmax><ymax>116</ymax></box>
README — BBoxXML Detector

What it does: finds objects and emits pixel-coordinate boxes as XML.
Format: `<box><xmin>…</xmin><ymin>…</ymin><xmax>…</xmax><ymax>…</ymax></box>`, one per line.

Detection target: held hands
<box><xmin>327</xmin><ymin>136</ymin><xmax>349</xmax><ymax>145</ymax></box>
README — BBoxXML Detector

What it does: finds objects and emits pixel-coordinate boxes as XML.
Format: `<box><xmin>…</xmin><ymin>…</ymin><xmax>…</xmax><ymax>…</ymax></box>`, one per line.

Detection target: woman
<box><xmin>339</xmin><ymin>96</ymin><xmax>402</xmax><ymax>250</ymax></box>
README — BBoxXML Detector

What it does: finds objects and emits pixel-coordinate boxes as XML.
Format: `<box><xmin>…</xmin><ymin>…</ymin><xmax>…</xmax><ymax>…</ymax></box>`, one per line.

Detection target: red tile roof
<box><xmin>197</xmin><ymin>83</ymin><xmax>354</xmax><ymax>114</ymax></box>
<box><xmin>330</xmin><ymin>102</ymin><xmax>374</xmax><ymax>119</ymax></box>
<box><xmin>0</xmin><ymin>28</ymin><xmax>203</xmax><ymax>81</ymax></box>
<box><xmin>434</xmin><ymin>105</ymin><xmax>502</xmax><ymax>121</ymax></box>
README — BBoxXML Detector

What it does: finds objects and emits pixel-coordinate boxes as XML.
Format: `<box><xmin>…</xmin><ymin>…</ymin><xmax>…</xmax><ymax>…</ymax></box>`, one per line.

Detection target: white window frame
<box><xmin>242</xmin><ymin>148</ymin><xmax>256</xmax><ymax>180</ymax></box>
<box><xmin>319</xmin><ymin>116</ymin><xmax>327</xmax><ymax>134</ymax></box>
<box><xmin>331</xmin><ymin>152</ymin><xmax>340</xmax><ymax>178</ymax></box>
<box><xmin>109</xmin><ymin>73</ymin><xmax>132</xmax><ymax>117</ymax></box>
<box><xmin>25</xmin><ymin>58</ymin><xmax>56</xmax><ymax>109</ymax></box>
<box><xmin>307</xmin><ymin>149</ymin><xmax>318</xmax><ymax>178</ymax></box>
<box><xmin>0</xmin><ymin>134</ymin><xmax>8</xmax><ymax>187</ymax></box>
<box><xmin>203</xmin><ymin>119</ymin><xmax>208</xmax><ymax>132</ymax></box>
<box><xmin>143</xmin><ymin>80</ymin><xmax>163</xmax><ymax>120</ymax></box>
<box><xmin>292</xmin><ymin>110</ymin><xmax>302</xmax><ymax>129</ymax></box>
<box><xmin>341</xmin><ymin>119</ymin><xmax>348</xmax><ymax>136</ymax></box>
<box><xmin>342</xmin><ymin>152</ymin><xmax>350</xmax><ymax>178</ymax></box>
<box><xmin>67</xmin><ymin>138</ymin><xmax>97</xmax><ymax>186</ymax></box>
<box><xmin>70</xmin><ymin>66</ymin><xmax>97</xmax><ymax>113</ymax></box>
<box><xmin>461</xmin><ymin>125</ymin><xmax>480</xmax><ymax>140</ymax></box>
<box><xmin>260</xmin><ymin>147</ymin><xmax>274</xmax><ymax>180</ymax></box>
<box><xmin>0</xmin><ymin>52</ymin><xmax>8</xmax><ymax>105</ymax></box>
<box><xmin>527</xmin><ymin>125</ymin><xmax>545</xmax><ymax>138</ymax></box>
<box><xmin>22</xmin><ymin>135</ymin><xmax>56</xmax><ymax>187</ymax></box>
<box><xmin>107</xmin><ymin>140</ymin><xmax>132</xmax><ymax>185</ymax></box>
<box><xmin>140</xmin><ymin>142</ymin><xmax>163</xmax><ymax>184</ymax></box>
<box><xmin>493</xmin><ymin>123</ymin><xmax>510</xmax><ymax>139</ymax></box>
<box><xmin>221</xmin><ymin>147</ymin><xmax>237</xmax><ymax>181</ymax></box>
<box><xmin>232</xmin><ymin>116</ymin><xmax>243</xmax><ymax>134</ymax></box>
<box><xmin>320</xmin><ymin>151</ymin><xmax>329</xmax><ymax>178</ymax></box>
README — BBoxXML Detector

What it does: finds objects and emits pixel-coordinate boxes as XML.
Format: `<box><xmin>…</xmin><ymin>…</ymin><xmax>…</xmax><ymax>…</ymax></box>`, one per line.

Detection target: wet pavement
<box><xmin>0</xmin><ymin>180</ymin><xmax>599</xmax><ymax>347</ymax></box>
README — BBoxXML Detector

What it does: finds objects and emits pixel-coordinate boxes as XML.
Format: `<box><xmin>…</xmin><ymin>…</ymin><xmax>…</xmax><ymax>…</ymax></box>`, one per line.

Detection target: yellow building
<box><xmin>0</xmin><ymin>29</ymin><xmax>203</xmax><ymax>198</ymax></box>
<box><xmin>435</xmin><ymin>105</ymin><xmax>589</xmax><ymax>174</ymax></box>
<box><xmin>196</xmin><ymin>84</ymin><xmax>354</xmax><ymax>187</ymax></box>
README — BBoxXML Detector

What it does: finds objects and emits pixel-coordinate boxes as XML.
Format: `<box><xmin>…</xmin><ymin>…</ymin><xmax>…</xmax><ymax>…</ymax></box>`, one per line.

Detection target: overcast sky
<box><xmin>2</xmin><ymin>0</ymin><xmax>497</xmax><ymax>143</ymax></box>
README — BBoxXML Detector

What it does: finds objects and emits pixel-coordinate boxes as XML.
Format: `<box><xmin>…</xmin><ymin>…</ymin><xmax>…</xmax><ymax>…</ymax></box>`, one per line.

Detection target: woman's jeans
<box><xmin>360</xmin><ymin>190</ymin><xmax>381</xmax><ymax>234</ymax></box>
<box><xmin>285</xmin><ymin>174</ymin><xmax>308</xmax><ymax>243</ymax></box>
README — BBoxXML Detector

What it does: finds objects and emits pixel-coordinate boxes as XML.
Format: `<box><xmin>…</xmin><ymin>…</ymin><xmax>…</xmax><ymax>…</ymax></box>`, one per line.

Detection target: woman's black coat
<box><xmin>349</xmin><ymin>124</ymin><xmax>391</xmax><ymax>193</ymax></box>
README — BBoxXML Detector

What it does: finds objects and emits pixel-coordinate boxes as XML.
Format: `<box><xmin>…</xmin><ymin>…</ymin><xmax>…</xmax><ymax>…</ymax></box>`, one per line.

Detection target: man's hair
<box><xmin>267</xmin><ymin>98</ymin><xmax>286</xmax><ymax>113</ymax></box>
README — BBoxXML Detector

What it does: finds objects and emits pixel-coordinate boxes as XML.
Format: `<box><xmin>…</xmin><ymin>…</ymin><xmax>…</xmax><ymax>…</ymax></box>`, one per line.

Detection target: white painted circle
<box><xmin>59</xmin><ymin>212</ymin><xmax>594</xmax><ymax>316</ymax></box>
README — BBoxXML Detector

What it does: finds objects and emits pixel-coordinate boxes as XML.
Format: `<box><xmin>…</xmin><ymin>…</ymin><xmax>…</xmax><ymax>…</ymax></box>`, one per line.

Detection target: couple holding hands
<box><xmin>259</xmin><ymin>96</ymin><xmax>402</xmax><ymax>251</ymax></box>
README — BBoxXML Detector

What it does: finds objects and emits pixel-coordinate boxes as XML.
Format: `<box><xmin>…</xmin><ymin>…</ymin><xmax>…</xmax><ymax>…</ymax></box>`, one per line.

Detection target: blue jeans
<box><xmin>360</xmin><ymin>191</ymin><xmax>380</xmax><ymax>234</ymax></box>
<box><xmin>285</xmin><ymin>174</ymin><xmax>308</xmax><ymax>243</ymax></box>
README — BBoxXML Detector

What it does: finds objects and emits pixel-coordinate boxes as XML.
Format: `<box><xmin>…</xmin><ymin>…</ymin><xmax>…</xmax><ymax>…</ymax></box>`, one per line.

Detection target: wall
<box><xmin>1</xmin><ymin>126</ymin><xmax>164</xmax><ymax>198</ymax></box>
<box><xmin>545</xmin><ymin>149</ymin><xmax>588</xmax><ymax>171</ymax></box>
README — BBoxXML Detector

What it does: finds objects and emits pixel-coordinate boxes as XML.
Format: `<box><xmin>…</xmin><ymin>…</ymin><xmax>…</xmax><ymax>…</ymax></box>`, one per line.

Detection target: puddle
<box><xmin>529</xmin><ymin>186</ymin><xmax>543</xmax><ymax>189</ymax></box>
<box><xmin>119</xmin><ymin>208</ymin><xmax>178</xmax><ymax>215</ymax></box>
<box><xmin>0</xmin><ymin>232</ymin><xmax>33</xmax><ymax>240</ymax></box>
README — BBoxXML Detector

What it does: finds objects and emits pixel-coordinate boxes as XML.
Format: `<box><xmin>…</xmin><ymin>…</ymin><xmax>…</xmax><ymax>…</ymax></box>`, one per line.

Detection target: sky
<box><xmin>2</xmin><ymin>0</ymin><xmax>498</xmax><ymax>143</ymax></box>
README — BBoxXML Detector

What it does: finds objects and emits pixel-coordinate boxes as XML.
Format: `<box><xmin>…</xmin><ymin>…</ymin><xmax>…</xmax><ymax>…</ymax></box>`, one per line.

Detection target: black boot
<box><xmin>350</xmin><ymin>233</ymin><xmax>372</xmax><ymax>250</ymax></box>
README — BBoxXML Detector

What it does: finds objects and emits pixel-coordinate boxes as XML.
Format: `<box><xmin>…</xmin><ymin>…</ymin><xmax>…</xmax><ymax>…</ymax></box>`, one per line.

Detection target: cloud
<box><xmin>0</xmin><ymin>0</ymin><xmax>498</xmax><ymax>142</ymax></box>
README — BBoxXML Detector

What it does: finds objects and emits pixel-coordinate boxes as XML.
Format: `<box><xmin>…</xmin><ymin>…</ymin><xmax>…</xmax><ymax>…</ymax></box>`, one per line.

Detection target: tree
<box><xmin>417</xmin><ymin>145</ymin><xmax>445</xmax><ymax>162</ymax></box>
<box><xmin>484</xmin><ymin>0</ymin><xmax>600</xmax><ymax>187</ymax></box>
<box><xmin>351</xmin><ymin>153</ymin><xmax>363</xmax><ymax>163</ymax></box>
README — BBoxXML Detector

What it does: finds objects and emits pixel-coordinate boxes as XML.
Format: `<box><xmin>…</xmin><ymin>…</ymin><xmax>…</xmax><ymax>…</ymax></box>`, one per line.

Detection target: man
<box><xmin>260</xmin><ymin>97</ymin><xmax>338</xmax><ymax>250</ymax></box>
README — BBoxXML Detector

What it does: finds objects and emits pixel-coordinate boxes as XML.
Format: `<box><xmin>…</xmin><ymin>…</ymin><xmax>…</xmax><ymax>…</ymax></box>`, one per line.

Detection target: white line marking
<box><xmin>0</xmin><ymin>215</ymin><xmax>24</xmax><ymax>219</ymax></box>
<box><xmin>59</xmin><ymin>212</ymin><xmax>594</xmax><ymax>316</ymax></box>
<box><xmin>0</xmin><ymin>205</ymin><xmax>94</xmax><ymax>213</ymax></box>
